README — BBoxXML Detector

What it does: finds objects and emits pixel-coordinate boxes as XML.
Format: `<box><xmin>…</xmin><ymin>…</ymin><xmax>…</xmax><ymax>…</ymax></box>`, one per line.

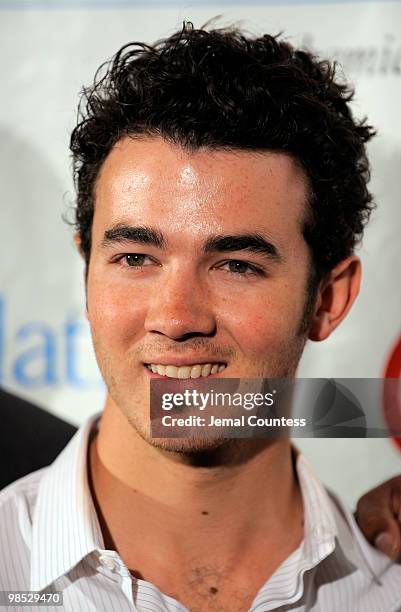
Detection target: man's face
<box><xmin>86</xmin><ymin>136</ymin><xmax>313</xmax><ymax>448</ymax></box>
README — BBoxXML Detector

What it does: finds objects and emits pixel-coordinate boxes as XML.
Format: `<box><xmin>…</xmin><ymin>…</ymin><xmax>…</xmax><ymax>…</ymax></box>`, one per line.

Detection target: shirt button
<box><xmin>99</xmin><ymin>554</ymin><xmax>117</xmax><ymax>572</ymax></box>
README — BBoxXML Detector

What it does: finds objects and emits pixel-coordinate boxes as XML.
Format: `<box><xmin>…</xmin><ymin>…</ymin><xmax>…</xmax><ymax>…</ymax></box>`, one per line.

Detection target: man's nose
<box><xmin>144</xmin><ymin>269</ymin><xmax>217</xmax><ymax>340</ymax></box>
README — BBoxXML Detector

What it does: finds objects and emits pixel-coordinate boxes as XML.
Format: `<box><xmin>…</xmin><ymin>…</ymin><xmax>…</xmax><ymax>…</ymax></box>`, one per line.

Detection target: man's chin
<box><xmin>146</xmin><ymin>434</ymin><xmax>231</xmax><ymax>455</ymax></box>
<box><xmin>123</xmin><ymin>409</ymin><xmax>232</xmax><ymax>455</ymax></box>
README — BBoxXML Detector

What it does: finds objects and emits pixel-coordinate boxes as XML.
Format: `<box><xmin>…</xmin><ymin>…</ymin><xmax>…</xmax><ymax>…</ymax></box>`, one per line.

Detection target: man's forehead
<box><xmin>93</xmin><ymin>135</ymin><xmax>309</xmax><ymax>235</ymax></box>
<box><xmin>96</xmin><ymin>135</ymin><xmax>308</xmax><ymax>192</ymax></box>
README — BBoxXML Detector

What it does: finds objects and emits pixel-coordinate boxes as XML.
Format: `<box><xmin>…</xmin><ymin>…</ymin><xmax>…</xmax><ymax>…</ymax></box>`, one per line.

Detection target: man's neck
<box><xmin>88</xmin><ymin>400</ymin><xmax>304</xmax><ymax>600</ymax></box>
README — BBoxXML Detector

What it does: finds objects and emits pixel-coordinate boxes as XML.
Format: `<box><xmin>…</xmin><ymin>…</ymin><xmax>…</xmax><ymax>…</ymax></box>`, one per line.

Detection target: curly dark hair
<box><xmin>70</xmin><ymin>21</ymin><xmax>375</xmax><ymax>282</ymax></box>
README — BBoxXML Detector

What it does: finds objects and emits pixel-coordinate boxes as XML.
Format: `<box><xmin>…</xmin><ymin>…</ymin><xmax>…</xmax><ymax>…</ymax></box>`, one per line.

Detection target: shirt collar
<box><xmin>300</xmin><ymin>453</ymin><xmax>385</xmax><ymax>584</ymax></box>
<box><xmin>297</xmin><ymin>452</ymin><xmax>338</xmax><ymax>561</ymax></box>
<box><xmin>251</xmin><ymin>450</ymin><xmax>381</xmax><ymax>611</ymax></box>
<box><xmin>30</xmin><ymin>413</ymin><xmax>103</xmax><ymax>592</ymax></box>
<box><xmin>250</xmin><ymin>451</ymin><xmax>338</xmax><ymax>610</ymax></box>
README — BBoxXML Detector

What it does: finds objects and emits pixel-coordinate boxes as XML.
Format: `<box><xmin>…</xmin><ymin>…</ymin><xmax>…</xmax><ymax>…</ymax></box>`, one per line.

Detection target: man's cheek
<box><xmin>241</xmin><ymin>308</ymin><xmax>287</xmax><ymax>342</ymax></box>
<box><xmin>89</xmin><ymin>288</ymin><xmax>144</xmax><ymax>329</ymax></box>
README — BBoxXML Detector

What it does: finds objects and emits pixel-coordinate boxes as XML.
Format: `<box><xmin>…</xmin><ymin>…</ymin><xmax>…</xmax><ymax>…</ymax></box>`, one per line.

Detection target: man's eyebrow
<box><xmin>203</xmin><ymin>233</ymin><xmax>281</xmax><ymax>261</ymax></box>
<box><xmin>101</xmin><ymin>225</ymin><xmax>165</xmax><ymax>248</ymax></box>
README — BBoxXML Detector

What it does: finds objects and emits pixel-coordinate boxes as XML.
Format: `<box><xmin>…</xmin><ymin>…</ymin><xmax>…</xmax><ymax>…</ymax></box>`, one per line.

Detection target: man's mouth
<box><xmin>145</xmin><ymin>363</ymin><xmax>227</xmax><ymax>379</ymax></box>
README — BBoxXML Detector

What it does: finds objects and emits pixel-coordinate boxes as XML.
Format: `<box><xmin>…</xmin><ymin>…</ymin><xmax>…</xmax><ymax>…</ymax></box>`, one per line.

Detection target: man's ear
<box><xmin>74</xmin><ymin>233</ymin><xmax>85</xmax><ymax>258</ymax></box>
<box><xmin>308</xmin><ymin>255</ymin><xmax>361</xmax><ymax>342</ymax></box>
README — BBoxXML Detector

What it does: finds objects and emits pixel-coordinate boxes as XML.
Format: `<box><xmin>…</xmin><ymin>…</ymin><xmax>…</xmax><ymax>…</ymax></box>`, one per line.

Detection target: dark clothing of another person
<box><xmin>0</xmin><ymin>388</ymin><xmax>77</xmax><ymax>489</ymax></box>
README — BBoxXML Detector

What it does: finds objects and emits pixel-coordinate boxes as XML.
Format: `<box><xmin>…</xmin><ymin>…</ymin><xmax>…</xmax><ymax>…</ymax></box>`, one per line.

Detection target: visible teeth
<box><xmin>177</xmin><ymin>366</ymin><xmax>191</xmax><ymax>379</ymax></box>
<box><xmin>190</xmin><ymin>365</ymin><xmax>202</xmax><ymax>379</ymax></box>
<box><xmin>148</xmin><ymin>363</ymin><xmax>226</xmax><ymax>379</ymax></box>
<box><xmin>165</xmin><ymin>365</ymin><xmax>178</xmax><ymax>378</ymax></box>
<box><xmin>201</xmin><ymin>364</ymin><xmax>212</xmax><ymax>377</ymax></box>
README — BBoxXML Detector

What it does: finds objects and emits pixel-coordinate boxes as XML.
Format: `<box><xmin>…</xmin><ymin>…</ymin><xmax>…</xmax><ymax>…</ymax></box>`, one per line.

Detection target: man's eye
<box><xmin>220</xmin><ymin>260</ymin><xmax>264</xmax><ymax>276</ymax></box>
<box><xmin>124</xmin><ymin>254</ymin><xmax>148</xmax><ymax>267</ymax></box>
<box><xmin>227</xmin><ymin>260</ymin><xmax>250</xmax><ymax>274</ymax></box>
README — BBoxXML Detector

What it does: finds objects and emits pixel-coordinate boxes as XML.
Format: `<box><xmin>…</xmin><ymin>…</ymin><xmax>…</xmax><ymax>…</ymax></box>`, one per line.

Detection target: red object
<box><xmin>383</xmin><ymin>331</ymin><xmax>401</xmax><ymax>452</ymax></box>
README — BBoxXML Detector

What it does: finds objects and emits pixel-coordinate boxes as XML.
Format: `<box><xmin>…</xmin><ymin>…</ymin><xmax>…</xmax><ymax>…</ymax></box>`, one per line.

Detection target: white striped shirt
<box><xmin>0</xmin><ymin>415</ymin><xmax>401</xmax><ymax>612</ymax></box>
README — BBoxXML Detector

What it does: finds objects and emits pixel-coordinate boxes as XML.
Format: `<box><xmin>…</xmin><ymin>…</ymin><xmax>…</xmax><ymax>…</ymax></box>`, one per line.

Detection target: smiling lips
<box><xmin>146</xmin><ymin>363</ymin><xmax>227</xmax><ymax>379</ymax></box>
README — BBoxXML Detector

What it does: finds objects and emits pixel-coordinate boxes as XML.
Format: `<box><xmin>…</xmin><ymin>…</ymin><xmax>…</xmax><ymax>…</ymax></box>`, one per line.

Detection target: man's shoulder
<box><xmin>0</xmin><ymin>466</ymin><xmax>46</xmax><ymax>520</ymax></box>
<box><xmin>0</xmin><ymin>469</ymin><xmax>47</xmax><ymax>590</ymax></box>
<box><xmin>297</xmin><ymin>454</ymin><xmax>401</xmax><ymax>606</ymax></box>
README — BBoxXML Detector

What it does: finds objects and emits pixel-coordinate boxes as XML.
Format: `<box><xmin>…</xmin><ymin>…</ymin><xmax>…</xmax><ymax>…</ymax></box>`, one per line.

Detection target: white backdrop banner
<box><xmin>0</xmin><ymin>0</ymin><xmax>400</xmax><ymax>505</ymax></box>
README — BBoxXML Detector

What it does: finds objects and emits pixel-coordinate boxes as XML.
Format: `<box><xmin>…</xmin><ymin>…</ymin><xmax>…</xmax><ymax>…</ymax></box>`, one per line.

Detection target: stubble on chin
<box><xmin>92</xmin><ymin>315</ymin><xmax>310</xmax><ymax>458</ymax></box>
